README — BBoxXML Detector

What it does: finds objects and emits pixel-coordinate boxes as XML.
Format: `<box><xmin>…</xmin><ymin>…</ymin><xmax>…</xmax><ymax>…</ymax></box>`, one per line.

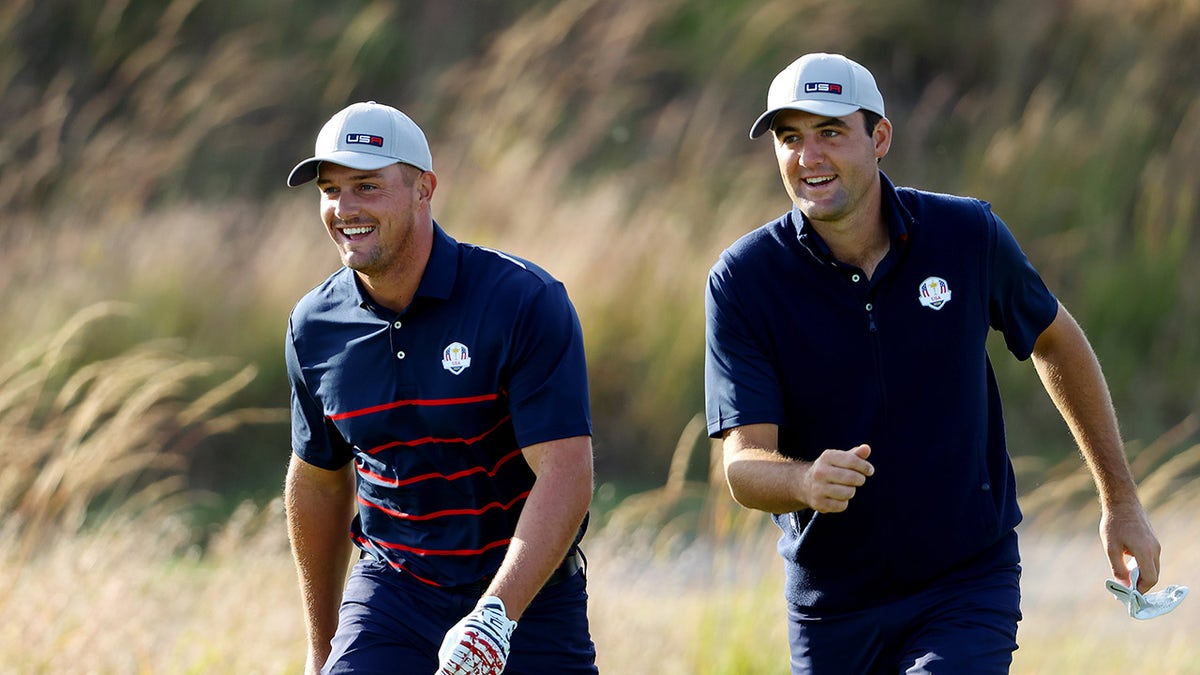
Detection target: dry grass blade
<box><xmin>0</xmin><ymin>303</ymin><xmax>280</xmax><ymax>561</ymax></box>
<box><xmin>179</xmin><ymin>363</ymin><xmax>257</xmax><ymax>426</ymax></box>
<box><xmin>1136</xmin><ymin>443</ymin><xmax>1200</xmax><ymax>511</ymax></box>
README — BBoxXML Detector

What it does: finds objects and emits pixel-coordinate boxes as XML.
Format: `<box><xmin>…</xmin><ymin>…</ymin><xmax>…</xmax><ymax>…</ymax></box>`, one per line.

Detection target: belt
<box><xmin>362</xmin><ymin>547</ymin><xmax>586</xmax><ymax>593</ymax></box>
<box><xmin>546</xmin><ymin>548</ymin><xmax>585</xmax><ymax>586</ymax></box>
<box><xmin>471</xmin><ymin>548</ymin><xmax>585</xmax><ymax>594</ymax></box>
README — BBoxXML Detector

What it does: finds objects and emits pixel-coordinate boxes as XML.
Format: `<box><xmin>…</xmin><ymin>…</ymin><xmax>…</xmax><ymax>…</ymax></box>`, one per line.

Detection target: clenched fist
<box><xmin>800</xmin><ymin>444</ymin><xmax>873</xmax><ymax>513</ymax></box>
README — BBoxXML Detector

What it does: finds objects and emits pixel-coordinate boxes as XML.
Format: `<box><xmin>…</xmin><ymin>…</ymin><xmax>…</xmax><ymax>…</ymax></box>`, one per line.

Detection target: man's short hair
<box><xmin>861</xmin><ymin>110</ymin><xmax>882</xmax><ymax>137</ymax></box>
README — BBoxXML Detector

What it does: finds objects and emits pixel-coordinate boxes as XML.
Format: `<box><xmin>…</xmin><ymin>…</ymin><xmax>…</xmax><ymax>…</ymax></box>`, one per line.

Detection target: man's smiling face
<box><xmin>316</xmin><ymin>162</ymin><xmax>428</xmax><ymax>278</ymax></box>
<box><xmin>772</xmin><ymin>109</ymin><xmax>891</xmax><ymax>229</ymax></box>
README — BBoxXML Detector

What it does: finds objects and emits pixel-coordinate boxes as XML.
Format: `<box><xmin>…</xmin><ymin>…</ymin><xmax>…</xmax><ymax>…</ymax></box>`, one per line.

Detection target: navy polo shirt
<box><xmin>287</xmin><ymin>223</ymin><xmax>591</xmax><ymax>588</ymax></box>
<box><xmin>705</xmin><ymin>172</ymin><xmax>1059</xmax><ymax>612</ymax></box>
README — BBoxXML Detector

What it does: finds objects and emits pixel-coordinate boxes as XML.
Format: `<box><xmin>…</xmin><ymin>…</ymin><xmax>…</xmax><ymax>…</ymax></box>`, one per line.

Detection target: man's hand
<box><xmin>800</xmin><ymin>444</ymin><xmax>874</xmax><ymax>513</ymax></box>
<box><xmin>437</xmin><ymin>596</ymin><xmax>518</xmax><ymax>675</ymax></box>
<box><xmin>1101</xmin><ymin>500</ymin><xmax>1162</xmax><ymax>593</ymax></box>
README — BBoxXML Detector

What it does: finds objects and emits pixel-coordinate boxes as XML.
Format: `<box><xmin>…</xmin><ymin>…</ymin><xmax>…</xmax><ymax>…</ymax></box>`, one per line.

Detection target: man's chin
<box><xmin>796</xmin><ymin>199</ymin><xmax>848</xmax><ymax>224</ymax></box>
<box><xmin>341</xmin><ymin>254</ymin><xmax>378</xmax><ymax>273</ymax></box>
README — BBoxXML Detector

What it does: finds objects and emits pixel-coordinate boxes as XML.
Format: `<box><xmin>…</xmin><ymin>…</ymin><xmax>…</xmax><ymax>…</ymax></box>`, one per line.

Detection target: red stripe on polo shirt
<box><xmin>327</xmin><ymin>392</ymin><xmax>501</xmax><ymax>421</ymax></box>
<box><xmin>355</xmin><ymin>448</ymin><xmax>524</xmax><ymax>488</ymax></box>
<box><xmin>370</xmin><ymin>535</ymin><xmax>513</xmax><ymax>557</ymax></box>
<box><xmin>365</xmin><ymin>415</ymin><xmax>512</xmax><ymax>455</ymax></box>
<box><xmin>353</xmin><ymin>536</ymin><xmax>444</xmax><ymax>586</ymax></box>
<box><xmin>357</xmin><ymin>490</ymin><xmax>530</xmax><ymax>521</ymax></box>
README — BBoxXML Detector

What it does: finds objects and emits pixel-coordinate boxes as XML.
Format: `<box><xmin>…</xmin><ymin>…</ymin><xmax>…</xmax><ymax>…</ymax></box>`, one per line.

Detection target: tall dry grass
<box><xmin>2</xmin><ymin>343</ymin><xmax>1197</xmax><ymax>673</ymax></box>
<box><xmin>0</xmin><ymin>302</ymin><xmax>282</xmax><ymax>550</ymax></box>
<box><xmin>3</xmin><ymin>1</ymin><xmax>1200</xmax><ymax>672</ymax></box>
<box><xmin>0</xmin><ymin>304</ymin><xmax>289</xmax><ymax>670</ymax></box>
<box><xmin>4</xmin><ymin>0</ymin><xmax>1198</xmax><ymax>478</ymax></box>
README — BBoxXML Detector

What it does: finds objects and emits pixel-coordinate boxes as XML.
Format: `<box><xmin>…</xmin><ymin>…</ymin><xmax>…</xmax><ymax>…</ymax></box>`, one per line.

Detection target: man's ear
<box><xmin>419</xmin><ymin>171</ymin><xmax>438</xmax><ymax>201</ymax></box>
<box><xmin>873</xmin><ymin>117</ymin><xmax>893</xmax><ymax>161</ymax></box>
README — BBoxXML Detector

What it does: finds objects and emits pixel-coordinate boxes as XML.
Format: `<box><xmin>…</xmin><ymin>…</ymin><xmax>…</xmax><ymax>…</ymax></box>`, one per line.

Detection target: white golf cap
<box><xmin>749</xmin><ymin>53</ymin><xmax>885</xmax><ymax>139</ymax></box>
<box><xmin>287</xmin><ymin>101</ymin><xmax>433</xmax><ymax>187</ymax></box>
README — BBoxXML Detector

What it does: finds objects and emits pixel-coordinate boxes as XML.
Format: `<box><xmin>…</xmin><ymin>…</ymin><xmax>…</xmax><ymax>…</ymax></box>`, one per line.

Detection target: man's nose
<box><xmin>796</xmin><ymin>141</ymin><xmax>825</xmax><ymax>167</ymax></box>
<box><xmin>329</xmin><ymin>192</ymin><xmax>360</xmax><ymax>222</ymax></box>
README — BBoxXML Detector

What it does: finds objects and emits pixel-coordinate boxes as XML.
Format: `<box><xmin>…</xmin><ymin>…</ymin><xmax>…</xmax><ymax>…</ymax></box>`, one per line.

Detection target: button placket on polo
<box><xmin>392</xmin><ymin>320</ymin><xmax>405</xmax><ymax>359</ymax></box>
<box><xmin>391</xmin><ymin>312</ymin><xmax>424</xmax><ymax>386</ymax></box>
<box><xmin>844</xmin><ymin>268</ymin><xmax>874</xmax><ymax>316</ymax></box>
<box><xmin>386</xmin><ymin>311</ymin><xmax>421</xmax><ymax>388</ymax></box>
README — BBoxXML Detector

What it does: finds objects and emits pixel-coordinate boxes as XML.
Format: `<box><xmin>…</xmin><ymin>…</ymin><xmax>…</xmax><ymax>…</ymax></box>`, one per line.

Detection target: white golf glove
<box><xmin>437</xmin><ymin>595</ymin><xmax>518</xmax><ymax>675</ymax></box>
<box><xmin>1104</xmin><ymin>565</ymin><xmax>1188</xmax><ymax>620</ymax></box>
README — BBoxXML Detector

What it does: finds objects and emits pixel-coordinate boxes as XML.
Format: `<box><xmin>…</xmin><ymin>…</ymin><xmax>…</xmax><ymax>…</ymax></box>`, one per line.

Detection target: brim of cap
<box><xmin>286</xmin><ymin>151</ymin><xmax>400</xmax><ymax>187</ymax></box>
<box><xmin>748</xmin><ymin>100</ymin><xmax>864</xmax><ymax>139</ymax></box>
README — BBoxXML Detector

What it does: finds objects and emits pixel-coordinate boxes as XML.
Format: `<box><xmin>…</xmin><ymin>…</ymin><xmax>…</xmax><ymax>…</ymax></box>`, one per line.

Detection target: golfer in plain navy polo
<box><xmin>705</xmin><ymin>53</ymin><xmax>1165</xmax><ymax>673</ymax></box>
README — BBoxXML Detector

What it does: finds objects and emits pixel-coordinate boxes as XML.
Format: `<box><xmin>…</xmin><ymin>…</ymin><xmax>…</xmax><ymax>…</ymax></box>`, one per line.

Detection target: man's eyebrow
<box><xmin>774</xmin><ymin>116</ymin><xmax>852</xmax><ymax>136</ymax></box>
<box><xmin>815</xmin><ymin>117</ymin><xmax>852</xmax><ymax>129</ymax></box>
<box><xmin>317</xmin><ymin>171</ymin><xmax>383</xmax><ymax>185</ymax></box>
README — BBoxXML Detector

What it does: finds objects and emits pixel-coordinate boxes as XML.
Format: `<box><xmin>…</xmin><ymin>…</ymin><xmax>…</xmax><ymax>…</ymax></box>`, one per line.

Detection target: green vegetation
<box><xmin>2</xmin><ymin>342</ymin><xmax>1197</xmax><ymax>671</ymax></box>
<box><xmin>4</xmin><ymin>0</ymin><xmax>1197</xmax><ymax>489</ymax></box>
<box><xmin>1</xmin><ymin>1</ymin><xmax>1198</xmax><ymax>670</ymax></box>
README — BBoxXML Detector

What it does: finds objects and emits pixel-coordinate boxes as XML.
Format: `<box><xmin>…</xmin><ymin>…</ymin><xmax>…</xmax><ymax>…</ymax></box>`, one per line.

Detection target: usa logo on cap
<box><xmin>805</xmin><ymin>82</ymin><xmax>843</xmax><ymax>95</ymax></box>
<box><xmin>346</xmin><ymin>133</ymin><xmax>384</xmax><ymax>147</ymax></box>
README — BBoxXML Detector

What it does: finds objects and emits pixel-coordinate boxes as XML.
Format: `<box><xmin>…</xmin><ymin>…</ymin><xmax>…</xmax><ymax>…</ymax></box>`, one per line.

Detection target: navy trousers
<box><xmin>323</xmin><ymin>558</ymin><xmax>598</xmax><ymax>674</ymax></box>
<box><xmin>787</xmin><ymin>533</ymin><xmax>1022</xmax><ymax>674</ymax></box>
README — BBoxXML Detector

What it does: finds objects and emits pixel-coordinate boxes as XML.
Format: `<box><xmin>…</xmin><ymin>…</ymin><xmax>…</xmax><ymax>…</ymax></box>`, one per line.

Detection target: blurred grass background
<box><xmin>2</xmin><ymin>0</ymin><xmax>1198</xmax><ymax>672</ymax></box>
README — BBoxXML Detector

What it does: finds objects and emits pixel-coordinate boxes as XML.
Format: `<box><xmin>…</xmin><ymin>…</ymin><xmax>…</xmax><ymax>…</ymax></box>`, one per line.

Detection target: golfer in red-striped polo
<box><xmin>284</xmin><ymin>102</ymin><xmax>597</xmax><ymax>675</ymax></box>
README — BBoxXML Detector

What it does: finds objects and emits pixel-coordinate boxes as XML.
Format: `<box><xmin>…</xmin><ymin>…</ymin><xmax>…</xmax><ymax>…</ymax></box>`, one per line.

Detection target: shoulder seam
<box><xmin>476</xmin><ymin>246</ymin><xmax>528</xmax><ymax>270</ymax></box>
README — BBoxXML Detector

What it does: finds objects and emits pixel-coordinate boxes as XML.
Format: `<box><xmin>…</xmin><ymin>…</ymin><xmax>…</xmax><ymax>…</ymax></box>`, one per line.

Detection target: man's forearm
<box><xmin>484</xmin><ymin>436</ymin><xmax>593</xmax><ymax>620</ymax></box>
<box><xmin>722</xmin><ymin>424</ymin><xmax>815</xmax><ymax>514</ymax></box>
<box><xmin>1031</xmin><ymin>306</ymin><xmax>1140</xmax><ymax>505</ymax></box>
<box><xmin>724</xmin><ymin>445</ymin><xmax>813</xmax><ymax>514</ymax></box>
<box><xmin>285</xmin><ymin>456</ymin><xmax>356</xmax><ymax>662</ymax></box>
<box><xmin>288</xmin><ymin>503</ymin><xmax>354</xmax><ymax>653</ymax></box>
<box><xmin>1031</xmin><ymin>304</ymin><xmax>1163</xmax><ymax>589</ymax></box>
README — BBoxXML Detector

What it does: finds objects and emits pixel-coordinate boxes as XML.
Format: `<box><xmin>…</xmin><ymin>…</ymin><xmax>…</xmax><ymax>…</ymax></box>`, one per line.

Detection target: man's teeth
<box><xmin>805</xmin><ymin>176</ymin><xmax>835</xmax><ymax>185</ymax></box>
<box><xmin>342</xmin><ymin>226</ymin><xmax>374</xmax><ymax>236</ymax></box>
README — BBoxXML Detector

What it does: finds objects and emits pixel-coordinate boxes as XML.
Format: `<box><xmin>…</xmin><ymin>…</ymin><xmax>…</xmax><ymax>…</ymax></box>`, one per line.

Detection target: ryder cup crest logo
<box><xmin>441</xmin><ymin>342</ymin><xmax>472</xmax><ymax>375</ymax></box>
<box><xmin>918</xmin><ymin>276</ymin><xmax>952</xmax><ymax>310</ymax></box>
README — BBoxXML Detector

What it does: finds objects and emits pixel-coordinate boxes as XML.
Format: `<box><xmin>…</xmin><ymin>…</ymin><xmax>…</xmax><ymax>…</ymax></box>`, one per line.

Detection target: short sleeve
<box><xmin>704</xmin><ymin>259</ymin><xmax>785</xmax><ymax>438</ymax></box>
<box><xmin>985</xmin><ymin>211</ymin><xmax>1059</xmax><ymax>360</ymax></box>
<box><xmin>505</xmin><ymin>282</ymin><xmax>592</xmax><ymax>448</ymax></box>
<box><xmin>286</xmin><ymin>316</ymin><xmax>354</xmax><ymax>469</ymax></box>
